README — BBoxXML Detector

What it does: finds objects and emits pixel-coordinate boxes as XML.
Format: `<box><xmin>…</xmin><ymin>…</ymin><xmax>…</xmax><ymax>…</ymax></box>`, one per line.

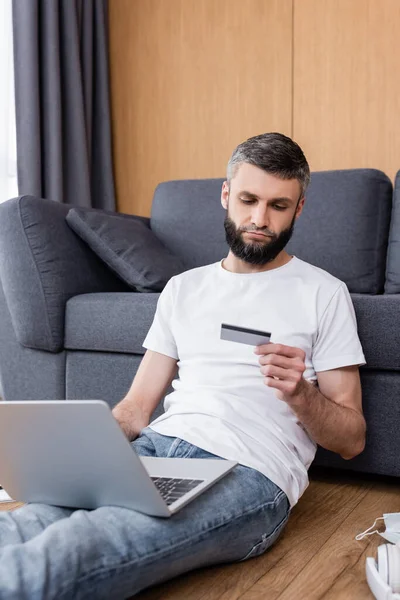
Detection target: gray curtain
<box><xmin>12</xmin><ymin>0</ymin><xmax>116</xmax><ymax>209</ymax></box>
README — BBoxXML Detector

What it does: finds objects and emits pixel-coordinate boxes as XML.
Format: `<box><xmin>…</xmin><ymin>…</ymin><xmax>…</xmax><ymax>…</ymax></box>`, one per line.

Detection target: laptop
<box><xmin>0</xmin><ymin>400</ymin><xmax>237</xmax><ymax>517</ymax></box>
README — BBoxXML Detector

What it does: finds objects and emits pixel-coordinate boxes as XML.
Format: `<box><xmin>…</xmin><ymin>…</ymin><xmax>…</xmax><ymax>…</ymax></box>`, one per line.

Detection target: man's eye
<box><xmin>240</xmin><ymin>199</ymin><xmax>287</xmax><ymax>210</ymax></box>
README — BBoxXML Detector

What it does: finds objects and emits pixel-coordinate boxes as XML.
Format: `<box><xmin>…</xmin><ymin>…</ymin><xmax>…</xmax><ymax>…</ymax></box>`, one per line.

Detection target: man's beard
<box><xmin>223</xmin><ymin>212</ymin><xmax>296</xmax><ymax>266</ymax></box>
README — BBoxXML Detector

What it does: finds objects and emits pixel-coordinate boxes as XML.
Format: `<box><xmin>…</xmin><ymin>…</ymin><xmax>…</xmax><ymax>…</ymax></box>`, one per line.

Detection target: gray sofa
<box><xmin>1</xmin><ymin>169</ymin><xmax>400</xmax><ymax>478</ymax></box>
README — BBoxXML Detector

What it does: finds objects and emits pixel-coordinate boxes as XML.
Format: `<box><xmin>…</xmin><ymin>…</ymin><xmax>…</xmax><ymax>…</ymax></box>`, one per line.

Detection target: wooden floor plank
<box><xmin>320</xmin><ymin>542</ymin><xmax>377</xmax><ymax>600</ymax></box>
<box><xmin>270</xmin><ymin>480</ymin><xmax>400</xmax><ymax>600</ymax></box>
<box><xmin>320</xmin><ymin>481</ymin><xmax>400</xmax><ymax>600</ymax></box>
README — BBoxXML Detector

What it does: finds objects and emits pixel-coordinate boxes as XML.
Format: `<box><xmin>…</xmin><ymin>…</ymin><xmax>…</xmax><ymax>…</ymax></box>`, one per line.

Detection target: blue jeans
<box><xmin>0</xmin><ymin>428</ymin><xmax>290</xmax><ymax>599</ymax></box>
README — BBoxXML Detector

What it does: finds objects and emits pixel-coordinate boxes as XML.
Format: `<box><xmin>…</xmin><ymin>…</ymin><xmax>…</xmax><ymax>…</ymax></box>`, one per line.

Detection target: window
<box><xmin>0</xmin><ymin>0</ymin><xmax>18</xmax><ymax>203</ymax></box>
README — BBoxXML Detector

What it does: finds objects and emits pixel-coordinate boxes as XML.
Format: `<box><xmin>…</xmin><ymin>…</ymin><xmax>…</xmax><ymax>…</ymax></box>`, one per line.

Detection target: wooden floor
<box><xmin>135</xmin><ymin>467</ymin><xmax>399</xmax><ymax>600</ymax></box>
<box><xmin>1</xmin><ymin>467</ymin><xmax>399</xmax><ymax>599</ymax></box>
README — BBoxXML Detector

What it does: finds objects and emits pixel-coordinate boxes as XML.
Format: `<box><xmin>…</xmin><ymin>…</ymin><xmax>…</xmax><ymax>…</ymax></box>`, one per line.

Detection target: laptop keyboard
<box><xmin>151</xmin><ymin>477</ymin><xmax>204</xmax><ymax>506</ymax></box>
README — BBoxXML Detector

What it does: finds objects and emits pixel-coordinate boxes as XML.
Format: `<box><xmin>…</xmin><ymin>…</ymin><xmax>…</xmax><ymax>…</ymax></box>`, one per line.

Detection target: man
<box><xmin>0</xmin><ymin>133</ymin><xmax>366</xmax><ymax>599</ymax></box>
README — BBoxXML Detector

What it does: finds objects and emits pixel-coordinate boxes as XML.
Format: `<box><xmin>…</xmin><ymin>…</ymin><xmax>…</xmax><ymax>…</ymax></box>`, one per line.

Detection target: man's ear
<box><xmin>221</xmin><ymin>181</ymin><xmax>229</xmax><ymax>210</ymax></box>
<box><xmin>295</xmin><ymin>196</ymin><xmax>305</xmax><ymax>219</ymax></box>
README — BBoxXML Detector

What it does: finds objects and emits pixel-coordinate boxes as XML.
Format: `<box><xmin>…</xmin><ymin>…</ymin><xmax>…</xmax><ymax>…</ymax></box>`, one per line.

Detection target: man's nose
<box><xmin>251</xmin><ymin>206</ymin><xmax>270</xmax><ymax>229</ymax></box>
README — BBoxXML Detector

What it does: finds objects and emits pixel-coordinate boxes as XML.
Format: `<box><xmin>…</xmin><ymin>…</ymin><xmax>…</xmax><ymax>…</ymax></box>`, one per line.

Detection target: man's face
<box><xmin>221</xmin><ymin>163</ymin><xmax>305</xmax><ymax>265</ymax></box>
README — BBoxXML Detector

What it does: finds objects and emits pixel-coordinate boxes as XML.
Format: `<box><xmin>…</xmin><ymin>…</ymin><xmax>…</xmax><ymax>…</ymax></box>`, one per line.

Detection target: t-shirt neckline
<box><xmin>217</xmin><ymin>255</ymin><xmax>298</xmax><ymax>279</ymax></box>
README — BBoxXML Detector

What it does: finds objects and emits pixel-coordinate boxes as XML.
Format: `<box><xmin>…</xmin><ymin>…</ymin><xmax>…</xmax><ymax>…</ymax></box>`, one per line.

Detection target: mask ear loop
<box><xmin>355</xmin><ymin>517</ymin><xmax>385</xmax><ymax>541</ymax></box>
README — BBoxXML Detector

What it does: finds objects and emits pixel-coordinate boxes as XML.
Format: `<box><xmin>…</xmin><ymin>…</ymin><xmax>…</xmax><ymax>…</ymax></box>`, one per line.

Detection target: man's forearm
<box><xmin>287</xmin><ymin>381</ymin><xmax>366</xmax><ymax>459</ymax></box>
<box><xmin>112</xmin><ymin>398</ymin><xmax>150</xmax><ymax>441</ymax></box>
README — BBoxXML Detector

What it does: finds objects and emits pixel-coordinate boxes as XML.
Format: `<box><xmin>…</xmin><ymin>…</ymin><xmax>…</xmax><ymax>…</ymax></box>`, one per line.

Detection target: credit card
<box><xmin>220</xmin><ymin>323</ymin><xmax>271</xmax><ymax>347</ymax></box>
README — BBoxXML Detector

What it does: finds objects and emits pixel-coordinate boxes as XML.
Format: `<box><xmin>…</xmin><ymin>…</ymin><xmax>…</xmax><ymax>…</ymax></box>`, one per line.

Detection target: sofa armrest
<box><xmin>0</xmin><ymin>196</ymin><xmax>133</xmax><ymax>352</ymax></box>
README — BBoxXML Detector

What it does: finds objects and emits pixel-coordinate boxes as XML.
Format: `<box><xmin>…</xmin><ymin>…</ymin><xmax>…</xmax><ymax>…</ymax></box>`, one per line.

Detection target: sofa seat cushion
<box><xmin>66</xmin><ymin>292</ymin><xmax>400</xmax><ymax>370</ymax></box>
<box><xmin>65</xmin><ymin>293</ymin><xmax>159</xmax><ymax>354</ymax></box>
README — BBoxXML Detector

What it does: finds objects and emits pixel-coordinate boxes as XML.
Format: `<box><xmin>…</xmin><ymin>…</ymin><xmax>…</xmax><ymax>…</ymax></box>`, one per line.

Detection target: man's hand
<box><xmin>111</xmin><ymin>350</ymin><xmax>178</xmax><ymax>442</ymax></box>
<box><xmin>112</xmin><ymin>402</ymin><xmax>148</xmax><ymax>442</ymax></box>
<box><xmin>254</xmin><ymin>342</ymin><xmax>366</xmax><ymax>460</ymax></box>
<box><xmin>254</xmin><ymin>342</ymin><xmax>308</xmax><ymax>403</ymax></box>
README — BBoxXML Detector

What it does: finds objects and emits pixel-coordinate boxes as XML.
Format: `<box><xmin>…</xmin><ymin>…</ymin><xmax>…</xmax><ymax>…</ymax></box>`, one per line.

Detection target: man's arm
<box><xmin>112</xmin><ymin>350</ymin><xmax>178</xmax><ymax>441</ymax></box>
<box><xmin>255</xmin><ymin>344</ymin><xmax>366</xmax><ymax>460</ymax></box>
<box><xmin>285</xmin><ymin>365</ymin><xmax>365</xmax><ymax>460</ymax></box>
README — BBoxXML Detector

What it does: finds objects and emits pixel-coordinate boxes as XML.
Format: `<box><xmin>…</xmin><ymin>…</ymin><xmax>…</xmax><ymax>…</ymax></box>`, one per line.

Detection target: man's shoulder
<box><xmin>171</xmin><ymin>262</ymin><xmax>217</xmax><ymax>285</ymax></box>
<box><xmin>293</xmin><ymin>257</ymin><xmax>345</xmax><ymax>291</ymax></box>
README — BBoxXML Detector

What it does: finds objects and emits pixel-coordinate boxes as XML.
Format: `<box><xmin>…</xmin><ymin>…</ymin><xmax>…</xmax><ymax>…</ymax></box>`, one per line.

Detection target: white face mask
<box><xmin>356</xmin><ymin>513</ymin><xmax>400</xmax><ymax>544</ymax></box>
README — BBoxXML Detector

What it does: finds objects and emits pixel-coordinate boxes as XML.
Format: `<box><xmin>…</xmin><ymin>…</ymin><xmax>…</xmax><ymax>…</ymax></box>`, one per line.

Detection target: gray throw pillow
<box><xmin>66</xmin><ymin>208</ymin><xmax>185</xmax><ymax>291</ymax></box>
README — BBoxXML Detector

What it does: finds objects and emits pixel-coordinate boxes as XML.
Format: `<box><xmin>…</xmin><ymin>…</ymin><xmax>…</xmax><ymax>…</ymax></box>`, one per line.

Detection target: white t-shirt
<box><xmin>142</xmin><ymin>256</ymin><xmax>366</xmax><ymax>506</ymax></box>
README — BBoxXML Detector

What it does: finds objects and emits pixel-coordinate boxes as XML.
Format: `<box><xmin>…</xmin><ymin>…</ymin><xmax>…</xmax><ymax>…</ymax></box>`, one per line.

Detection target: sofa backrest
<box><xmin>385</xmin><ymin>169</ymin><xmax>400</xmax><ymax>293</ymax></box>
<box><xmin>150</xmin><ymin>168</ymin><xmax>392</xmax><ymax>294</ymax></box>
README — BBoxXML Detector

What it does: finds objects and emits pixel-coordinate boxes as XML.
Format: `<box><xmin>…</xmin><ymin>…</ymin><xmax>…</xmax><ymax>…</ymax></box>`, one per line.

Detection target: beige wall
<box><xmin>109</xmin><ymin>0</ymin><xmax>293</xmax><ymax>215</ymax></box>
<box><xmin>109</xmin><ymin>0</ymin><xmax>400</xmax><ymax>215</ymax></box>
<box><xmin>293</xmin><ymin>0</ymin><xmax>400</xmax><ymax>181</ymax></box>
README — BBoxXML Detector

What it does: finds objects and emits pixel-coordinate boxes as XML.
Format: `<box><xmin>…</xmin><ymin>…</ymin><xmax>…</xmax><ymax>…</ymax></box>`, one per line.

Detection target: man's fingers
<box><xmin>258</xmin><ymin>352</ymin><xmax>283</xmax><ymax>366</ymax></box>
<box><xmin>261</xmin><ymin>365</ymin><xmax>287</xmax><ymax>380</ymax></box>
<box><xmin>255</xmin><ymin>343</ymin><xmax>305</xmax><ymax>361</ymax></box>
<box><xmin>261</xmin><ymin>364</ymin><xmax>302</xmax><ymax>381</ymax></box>
<box><xmin>258</xmin><ymin>353</ymin><xmax>303</xmax><ymax>370</ymax></box>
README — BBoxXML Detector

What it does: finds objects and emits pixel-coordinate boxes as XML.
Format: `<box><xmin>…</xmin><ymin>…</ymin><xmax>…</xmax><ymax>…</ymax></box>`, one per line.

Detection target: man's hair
<box><xmin>227</xmin><ymin>132</ymin><xmax>311</xmax><ymax>197</ymax></box>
